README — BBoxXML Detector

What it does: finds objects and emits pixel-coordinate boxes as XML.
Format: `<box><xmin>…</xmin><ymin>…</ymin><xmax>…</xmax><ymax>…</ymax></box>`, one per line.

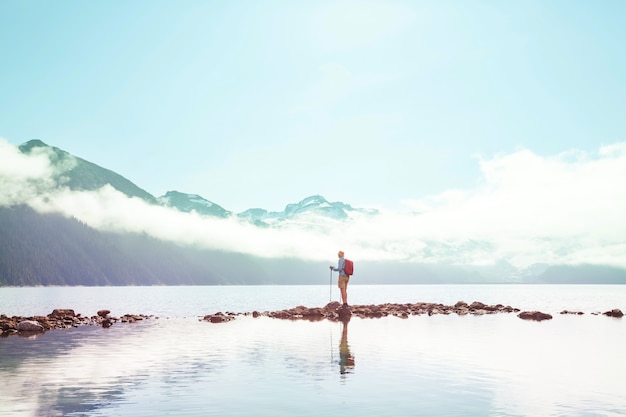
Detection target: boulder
<box><xmin>0</xmin><ymin>310</ymin><xmax>154</xmax><ymax>336</ymax></box>
<box><xmin>325</xmin><ymin>301</ymin><xmax>342</xmax><ymax>311</ymax></box>
<box><xmin>49</xmin><ymin>309</ymin><xmax>75</xmax><ymax>319</ymax></box>
<box><xmin>203</xmin><ymin>312</ymin><xmax>235</xmax><ymax>323</ymax></box>
<box><xmin>518</xmin><ymin>311</ymin><xmax>553</xmax><ymax>321</ymax></box>
<box><xmin>17</xmin><ymin>320</ymin><xmax>44</xmax><ymax>332</ymax></box>
<box><xmin>301</xmin><ymin>308</ymin><xmax>325</xmax><ymax>319</ymax></box>
<box><xmin>603</xmin><ymin>309</ymin><xmax>624</xmax><ymax>318</ymax></box>
<box><xmin>97</xmin><ymin>310</ymin><xmax>111</xmax><ymax>318</ymax></box>
<box><xmin>338</xmin><ymin>308</ymin><xmax>352</xmax><ymax>321</ymax></box>
<box><xmin>469</xmin><ymin>301</ymin><xmax>487</xmax><ymax>310</ymax></box>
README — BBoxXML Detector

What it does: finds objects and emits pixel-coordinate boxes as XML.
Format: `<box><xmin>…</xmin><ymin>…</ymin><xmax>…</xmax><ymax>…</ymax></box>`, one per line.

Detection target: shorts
<box><xmin>338</xmin><ymin>275</ymin><xmax>350</xmax><ymax>289</ymax></box>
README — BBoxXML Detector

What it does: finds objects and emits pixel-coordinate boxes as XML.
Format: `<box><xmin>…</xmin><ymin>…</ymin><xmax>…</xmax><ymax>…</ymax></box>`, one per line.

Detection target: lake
<box><xmin>1</xmin><ymin>285</ymin><xmax>625</xmax><ymax>417</ymax></box>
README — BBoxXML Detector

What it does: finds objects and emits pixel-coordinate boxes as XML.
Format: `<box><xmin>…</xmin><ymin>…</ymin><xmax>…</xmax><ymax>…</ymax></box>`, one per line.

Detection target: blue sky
<box><xmin>1</xmin><ymin>0</ymin><xmax>625</xmax><ymax>213</ymax></box>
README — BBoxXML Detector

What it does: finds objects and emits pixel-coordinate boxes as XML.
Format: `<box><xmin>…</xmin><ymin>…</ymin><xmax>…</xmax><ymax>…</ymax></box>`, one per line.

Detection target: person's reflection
<box><xmin>338</xmin><ymin>313</ymin><xmax>355</xmax><ymax>375</ymax></box>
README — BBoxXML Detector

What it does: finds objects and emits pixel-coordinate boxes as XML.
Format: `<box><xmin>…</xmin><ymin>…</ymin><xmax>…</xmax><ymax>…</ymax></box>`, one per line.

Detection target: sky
<box><xmin>1</xmin><ymin>0</ymin><xmax>625</xmax><ymax>213</ymax></box>
<box><xmin>1</xmin><ymin>1</ymin><xmax>626</xmax><ymax>269</ymax></box>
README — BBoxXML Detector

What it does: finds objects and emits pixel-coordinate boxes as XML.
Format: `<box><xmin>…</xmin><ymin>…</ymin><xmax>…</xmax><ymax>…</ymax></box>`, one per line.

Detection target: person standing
<box><xmin>330</xmin><ymin>250</ymin><xmax>349</xmax><ymax>308</ymax></box>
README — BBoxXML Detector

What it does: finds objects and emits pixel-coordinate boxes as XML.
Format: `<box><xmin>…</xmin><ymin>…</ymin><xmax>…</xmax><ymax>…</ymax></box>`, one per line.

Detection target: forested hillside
<box><xmin>0</xmin><ymin>206</ymin><xmax>477</xmax><ymax>286</ymax></box>
<box><xmin>0</xmin><ymin>205</ymin><xmax>320</xmax><ymax>286</ymax></box>
<box><xmin>2</xmin><ymin>205</ymin><xmax>625</xmax><ymax>286</ymax></box>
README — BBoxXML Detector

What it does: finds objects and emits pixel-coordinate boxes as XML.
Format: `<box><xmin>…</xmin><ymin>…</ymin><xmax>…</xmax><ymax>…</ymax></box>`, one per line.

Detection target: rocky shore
<box><xmin>0</xmin><ymin>308</ymin><xmax>153</xmax><ymax>337</ymax></box>
<box><xmin>2</xmin><ymin>302</ymin><xmax>622</xmax><ymax>336</ymax></box>
<box><xmin>201</xmin><ymin>301</ymin><xmax>624</xmax><ymax>324</ymax></box>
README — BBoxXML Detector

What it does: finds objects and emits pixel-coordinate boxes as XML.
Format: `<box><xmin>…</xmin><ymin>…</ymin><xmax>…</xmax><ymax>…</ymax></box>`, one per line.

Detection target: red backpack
<box><xmin>344</xmin><ymin>259</ymin><xmax>354</xmax><ymax>276</ymax></box>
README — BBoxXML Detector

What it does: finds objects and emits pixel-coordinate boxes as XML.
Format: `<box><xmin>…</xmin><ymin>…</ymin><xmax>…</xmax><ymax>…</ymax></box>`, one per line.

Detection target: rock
<box><xmin>325</xmin><ymin>301</ymin><xmax>342</xmax><ymax>311</ymax></box>
<box><xmin>603</xmin><ymin>309</ymin><xmax>624</xmax><ymax>318</ymax></box>
<box><xmin>301</xmin><ymin>307</ymin><xmax>325</xmax><ymax>319</ymax></box>
<box><xmin>252</xmin><ymin>311</ymin><xmax>260</xmax><ymax>318</ymax></box>
<box><xmin>518</xmin><ymin>311</ymin><xmax>553</xmax><ymax>321</ymax></box>
<box><xmin>560</xmin><ymin>310</ymin><xmax>584</xmax><ymax>315</ymax></box>
<box><xmin>118</xmin><ymin>313</ymin><xmax>150</xmax><ymax>323</ymax></box>
<box><xmin>0</xmin><ymin>311</ymin><xmax>154</xmax><ymax>337</ymax></box>
<box><xmin>97</xmin><ymin>310</ymin><xmax>111</xmax><ymax>318</ymax></box>
<box><xmin>203</xmin><ymin>312</ymin><xmax>235</xmax><ymax>323</ymax></box>
<box><xmin>49</xmin><ymin>309</ymin><xmax>75</xmax><ymax>319</ymax></box>
<box><xmin>0</xmin><ymin>317</ymin><xmax>17</xmax><ymax>332</ymax></box>
<box><xmin>17</xmin><ymin>320</ymin><xmax>44</xmax><ymax>332</ymax></box>
<box><xmin>246</xmin><ymin>300</ymin><xmax>528</xmax><ymax>321</ymax></box>
<box><xmin>338</xmin><ymin>308</ymin><xmax>352</xmax><ymax>321</ymax></box>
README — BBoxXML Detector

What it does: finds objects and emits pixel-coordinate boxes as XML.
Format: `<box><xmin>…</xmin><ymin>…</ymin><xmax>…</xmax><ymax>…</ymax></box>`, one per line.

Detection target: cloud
<box><xmin>399</xmin><ymin>144</ymin><xmax>626</xmax><ymax>267</ymax></box>
<box><xmin>0</xmin><ymin>139</ymin><xmax>58</xmax><ymax>206</ymax></box>
<box><xmin>2</xmin><ymin>138</ymin><xmax>626</xmax><ymax>269</ymax></box>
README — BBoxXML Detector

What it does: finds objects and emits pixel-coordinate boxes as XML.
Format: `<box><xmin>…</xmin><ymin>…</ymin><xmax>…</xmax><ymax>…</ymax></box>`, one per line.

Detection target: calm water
<box><xmin>1</xmin><ymin>285</ymin><xmax>625</xmax><ymax>417</ymax></box>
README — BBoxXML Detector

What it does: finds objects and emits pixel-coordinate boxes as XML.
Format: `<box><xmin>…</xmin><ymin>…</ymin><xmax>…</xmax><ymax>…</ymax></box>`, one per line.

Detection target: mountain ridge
<box><xmin>18</xmin><ymin>139</ymin><xmax>362</xmax><ymax>223</ymax></box>
<box><xmin>19</xmin><ymin>139</ymin><xmax>158</xmax><ymax>204</ymax></box>
<box><xmin>2</xmin><ymin>139</ymin><xmax>625</xmax><ymax>286</ymax></box>
<box><xmin>4</xmin><ymin>204</ymin><xmax>623</xmax><ymax>287</ymax></box>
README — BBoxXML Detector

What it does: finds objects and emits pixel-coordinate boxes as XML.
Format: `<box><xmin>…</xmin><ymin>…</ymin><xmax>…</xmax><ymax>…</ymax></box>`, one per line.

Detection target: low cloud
<box><xmin>2</xmin><ymin>138</ymin><xmax>625</xmax><ymax>269</ymax></box>
<box><xmin>398</xmin><ymin>144</ymin><xmax>626</xmax><ymax>267</ymax></box>
<box><xmin>0</xmin><ymin>140</ymin><xmax>58</xmax><ymax>206</ymax></box>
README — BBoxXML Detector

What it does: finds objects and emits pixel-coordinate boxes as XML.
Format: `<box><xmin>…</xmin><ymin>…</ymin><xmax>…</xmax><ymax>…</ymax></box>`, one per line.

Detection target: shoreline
<box><xmin>202</xmin><ymin>300</ymin><xmax>623</xmax><ymax>323</ymax></box>
<box><xmin>2</xmin><ymin>301</ymin><xmax>623</xmax><ymax>337</ymax></box>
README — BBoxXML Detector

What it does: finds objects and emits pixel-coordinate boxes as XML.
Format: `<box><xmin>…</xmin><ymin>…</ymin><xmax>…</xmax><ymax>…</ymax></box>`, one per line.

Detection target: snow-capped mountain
<box><xmin>5</xmin><ymin>139</ymin><xmax>626</xmax><ymax>285</ymax></box>
<box><xmin>238</xmin><ymin>195</ymin><xmax>378</xmax><ymax>226</ymax></box>
<box><xmin>158</xmin><ymin>191</ymin><xmax>231</xmax><ymax>218</ymax></box>
<box><xmin>17</xmin><ymin>140</ymin><xmax>375</xmax><ymax>225</ymax></box>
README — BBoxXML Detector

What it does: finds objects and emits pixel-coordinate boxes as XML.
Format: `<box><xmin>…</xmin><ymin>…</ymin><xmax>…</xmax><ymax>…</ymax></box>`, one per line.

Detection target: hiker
<box><xmin>330</xmin><ymin>250</ymin><xmax>349</xmax><ymax>308</ymax></box>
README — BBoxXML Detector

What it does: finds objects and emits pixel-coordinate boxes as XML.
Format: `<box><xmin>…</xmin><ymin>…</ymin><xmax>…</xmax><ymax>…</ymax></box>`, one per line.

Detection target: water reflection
<box><xmin>0</xmin><ymin>319</ymin><xmax>229</xmax><ymax>417</ymax></box>
<box><xmin>1</xmin><ymin>314</ymin><xmax>625</xmax><ymax>417</ymax></box>
<box><xmin>0</xmin><ymin>325</ymin><xmax>138</xmax><ymax>416</ymax></box>
<box><xmin>338</xmin><ymin>315</ymin><xmax>355</xmax><ymax>376</ymax></box>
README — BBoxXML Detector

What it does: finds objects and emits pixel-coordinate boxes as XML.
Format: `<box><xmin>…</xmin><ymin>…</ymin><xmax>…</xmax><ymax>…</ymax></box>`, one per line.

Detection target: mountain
<box><xmin>3</xmin><ymin>139</ymin><xmax>625</xmax><ymax>286</ymax></box>
<box><xmin>238</xmin><ymin>195</ymin><xmax>379</xmax><ymax>226</ymax></box>
<box><xmin>0</xmin><ymin>206</ymin><xmax>506</xmax><ymax>286</ymax></box>
<box><xmin>1</xmin><ymin>203</ymin><xmax>625</xmax><ymax>286</ymax></box>
<box><xmin>158</xmin><ymin>191</ymin><xmax>231</xmax><ymax>218</ymax></box>
<box><xmin>19</xmin><ymin>139</ymin><xmax>158</xmax><ymax>204</ymax></box>
<box><xmin>0</xmin><ymin>205</ymin><xmax>322</xmax><ymax>286</ymax></box>
<box><xmin>17</xmin><ymin>140</ymin><xmax>366</xmax><ymax>225</ymax></box>
<box><xmin>535</xmin><ymin>264</ymin><xmax>626</xmax><ymax>284</ymax></box>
